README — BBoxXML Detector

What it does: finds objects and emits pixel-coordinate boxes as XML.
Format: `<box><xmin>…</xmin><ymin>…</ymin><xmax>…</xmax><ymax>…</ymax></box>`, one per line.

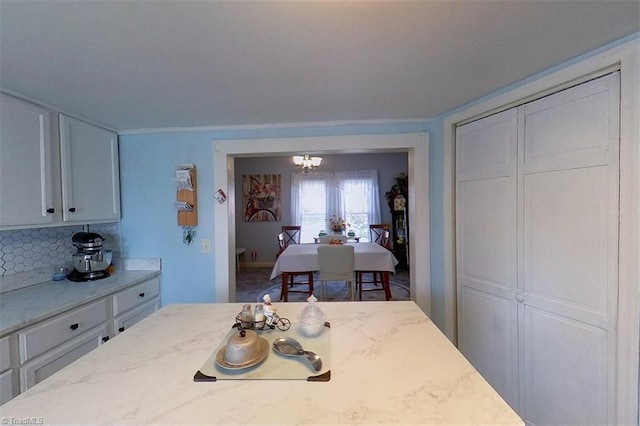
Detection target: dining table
<box><xmin>0</xmin><ymin>301</ymin><xmax>523</xmax><ymax>425</ymax></box>
<box><xmin>270</xmin><ymin>242</ymin><xmax>399</xmax><ymax>300</ymax></box>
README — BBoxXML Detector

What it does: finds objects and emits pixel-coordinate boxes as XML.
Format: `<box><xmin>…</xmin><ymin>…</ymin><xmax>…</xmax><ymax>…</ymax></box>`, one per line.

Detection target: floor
<box><xmin>236</xmin><ymin>267</ymin><xmax>411</xmax><ymax>303</ymax></box>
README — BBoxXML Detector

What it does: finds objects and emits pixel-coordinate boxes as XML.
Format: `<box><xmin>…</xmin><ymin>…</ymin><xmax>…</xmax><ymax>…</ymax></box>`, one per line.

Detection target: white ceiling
<box><xmin>1</xmin><ymin>1</ymin><xmax>638</xmax><ymax>131</ymax></box>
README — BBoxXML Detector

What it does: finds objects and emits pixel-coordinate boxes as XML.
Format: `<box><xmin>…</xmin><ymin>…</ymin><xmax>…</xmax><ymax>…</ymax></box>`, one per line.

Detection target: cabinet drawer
<box><xmin>0</xmin><ymin>369</ymin><xmax>14</xmax><ymax>405</ymax></box>
<box><xmin>20</xmin><ymin>324</ymin><xmax>108</xmax><ymax>392</ymax></box>
<box><xmin>0</xmin><ymin>336</ymin><xmax>10</xmax><ymax>372</ymax></box>
<box><xmin>19</xmin><ymin>298</ymin><xmax>109</xmax><ymax>364</ymax></box>
<box><xmin>115</xmin><ymin>298</ymin><xmax>159</xmax><ymax>335</ymax></box>
<box><xmin>113</xmin><ymin>277</ymin><xmax>160</xmax><ymax>316</ymax></box>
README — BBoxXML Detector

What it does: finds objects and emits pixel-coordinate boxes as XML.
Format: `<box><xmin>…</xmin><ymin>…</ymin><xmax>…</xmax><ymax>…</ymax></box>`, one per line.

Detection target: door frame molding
<box><xmin>212</xmin><ymin>133</ymin><xmax>430</xmax><ymax>314</ymax></box>
<box><xmin>442</xmin><ymin>38</ymin><xmax>639</xmax><ymax>423</ymax></box>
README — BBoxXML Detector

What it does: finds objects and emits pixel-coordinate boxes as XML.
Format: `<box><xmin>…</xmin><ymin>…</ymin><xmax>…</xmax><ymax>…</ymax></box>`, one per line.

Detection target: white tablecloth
<box><xmin>270</xmin><ymin>242</ymin><xmax>398</xmax><ymax>280</ymax></box>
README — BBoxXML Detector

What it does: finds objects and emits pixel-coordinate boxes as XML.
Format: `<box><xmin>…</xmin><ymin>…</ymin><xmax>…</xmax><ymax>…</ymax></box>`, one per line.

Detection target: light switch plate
<box><xmin>201</xmin><ymin>238</ymin><xmax>211</xmax><ymax>253</ymax></box>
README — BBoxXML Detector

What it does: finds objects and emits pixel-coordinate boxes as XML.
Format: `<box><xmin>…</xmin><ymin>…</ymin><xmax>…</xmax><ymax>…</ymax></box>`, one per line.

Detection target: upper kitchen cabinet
<box><xmin>0</xmin><ymin>94</ymin><xmax>60</xmax><ymax>228</ymax></box>
<box><xmin>0</xmin><ymin>94</ymin><xmax>121</xmax><ymax>230</ymax></box>
<box><xmin>59</xmin><ymin>115</ymin><xmax>120</xmax><ymax>223</ymax></box>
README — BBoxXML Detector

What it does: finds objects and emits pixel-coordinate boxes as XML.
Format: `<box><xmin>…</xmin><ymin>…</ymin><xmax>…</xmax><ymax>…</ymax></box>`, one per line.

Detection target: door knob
<box><xmin>515</xmin><ymin>294</ymin><xmax>525</xmax><ymax>303</ymax></box>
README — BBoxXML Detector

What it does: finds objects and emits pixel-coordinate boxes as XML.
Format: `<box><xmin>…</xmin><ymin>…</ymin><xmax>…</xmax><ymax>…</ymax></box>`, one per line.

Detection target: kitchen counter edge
<box><xmin>0</xmin><ymin>270</ymin><xmax>161</xmax><ymax>335</ymax></box>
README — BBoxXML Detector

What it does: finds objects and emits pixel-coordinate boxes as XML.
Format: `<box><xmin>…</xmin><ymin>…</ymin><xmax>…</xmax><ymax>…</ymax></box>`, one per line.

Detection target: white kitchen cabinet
<box><xmin>114</xmin><ymin>299</ymin><xmax>160</xmax><ymax>335</ymax></box>
<box><xmin>16</xmin><ymin>299</ymin><xmax>110</xmax><ymax>392</ymax></box>
<box><xmin>0</xmin><ymin>335</ymin><xmax>14</xmax><ymax>404</ymax></box>
<box><xmin>0</xmin><ymin>93</ymin><xmax>59</xmax><ymax>227</ymax></box>
<box><xmin>1</xmin><ymin>274</ymin><xmax>161</xmax><ymax>402</ymax></box>
<box><xmin>20</xmin><ymin>324</ymin><xmax>109</xmax><ymax>391</ymax></box>
<box><xmin>113</xmin><ymin>277</ymin><xmax>160</xmax><ymax>335</ymax></box>
<box><xmin>113</xmin><ymin>277</ymin><xmax>160</xmax><ymax>317</ymax></box>
<box><xmin>456</xmin><ymin>72</ymin><xmax>620</xmax><ymax>424</ymax></box>
<box><xmin>0</xmin><ymin>94</ymin><xmax>121</xmax><ymax>230</ymax></box>
<box><xmin>59</xmin><ymin>114</ymin><xmax>120</xmax><ymax>223</ymax></box>
<box><xmin>18</xmin><ymin>298</ymin><xmax>109</xmax><ymax>364</ymax></box>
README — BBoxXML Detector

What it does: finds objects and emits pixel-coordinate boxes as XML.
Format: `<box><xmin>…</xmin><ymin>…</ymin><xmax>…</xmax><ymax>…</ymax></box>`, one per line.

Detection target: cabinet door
<box><xmin>456</xmin><ymin>108</ymin><xmax>519</xmax><ymax>409</ymax></box>
<box><xmin>59</xmin><ymin>115</ymin><xmax>120</xmax><ymax>222</ymax></box>
<box><xmin>517</xmin><ymin>72</ymin><xmax>619</xmax><ymax>425</ymax></box>
<box><xmin>20</xmin><ymin>324</ymin><xmax>108</xmax><ymax>392</ymax></box>
<box><xmin>19</xmin><ymin>298</ymin><xmax>109</xmax><ymax>364</ymax></box>
<box><xmin>0</xmin><ymin>94</ymin><xmax>59</xmax><ymax>227</ymax></box>
<box><xmin>113</xmin><ymin>277</ymin><xmax>161</xmax><ymax>316</ymax></box>
<box><xmin>114</xmin><ymin>298</ymin><xmax>159</xmax><ymax>335</ymax></box>
<box><xmin>0</xmin><ymin>369</ymin><xmax>14</xmax><ymax>405</ymax></box>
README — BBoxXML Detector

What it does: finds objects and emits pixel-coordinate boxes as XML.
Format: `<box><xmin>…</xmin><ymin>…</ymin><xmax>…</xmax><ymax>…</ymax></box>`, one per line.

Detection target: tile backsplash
<box><xmin>0</xmin><ymin>223</ymin><xmax>121</xmax><ymax>276</ymax></box>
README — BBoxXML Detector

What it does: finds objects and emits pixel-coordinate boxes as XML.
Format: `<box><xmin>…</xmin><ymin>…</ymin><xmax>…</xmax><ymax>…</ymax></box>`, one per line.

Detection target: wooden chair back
<box><xmin>369</xmin><ymin>224</ymin><xmax>390</xmax><ymax>245</ymax></box>
<box><xmin>282</xmin><ymin>225</ymin><xmax>301</xmax><ymax>245</ymax></box>
<box><xmin>380</xmin><ymin>230</ymin><xmax>391</xmax><ymax>249</ymax></box>
<box><xmin>276</xmin><ymin>232</ymin><xmax>286</xmax><ymax>258</ymax></box>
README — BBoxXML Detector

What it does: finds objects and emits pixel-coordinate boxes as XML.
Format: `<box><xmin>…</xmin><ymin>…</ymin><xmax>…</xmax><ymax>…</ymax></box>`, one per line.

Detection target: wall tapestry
<box><xmin>242</xmin><ymin>174</ymin><xmax>282</xmax><ymax>222</ymax></box>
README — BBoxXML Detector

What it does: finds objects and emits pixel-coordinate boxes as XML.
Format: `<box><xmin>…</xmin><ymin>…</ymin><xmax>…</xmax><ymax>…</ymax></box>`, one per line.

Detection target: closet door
<box><xmin>456</xmin><ymin>109</ymin><xmax>519</xmax><ymax>409</ymax></box>
<box><xmin>517</xmin><ymin>72</ymin><xmax>619</xmax><ymax>425</ymax></box>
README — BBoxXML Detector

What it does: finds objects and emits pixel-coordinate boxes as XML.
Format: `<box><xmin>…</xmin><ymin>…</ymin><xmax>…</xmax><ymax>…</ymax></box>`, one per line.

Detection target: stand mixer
<box><xmin>66</xmin><ymin>232</ymin><xmax>112</xmax><ymax>282</ymax></box>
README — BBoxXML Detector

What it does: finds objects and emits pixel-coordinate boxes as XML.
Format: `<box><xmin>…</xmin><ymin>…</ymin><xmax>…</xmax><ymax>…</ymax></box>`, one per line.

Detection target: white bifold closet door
<box><xmin>456</xmin><ymin>72</ymin><xmax>620</xmax><ymax>425</ymax></box>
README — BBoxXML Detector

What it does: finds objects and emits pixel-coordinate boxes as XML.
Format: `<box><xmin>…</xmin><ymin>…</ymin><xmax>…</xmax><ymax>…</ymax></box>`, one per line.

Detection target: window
<box><xmin>291</xmin><ymin>170</ymin><xmax>381</xmax><ymax>242</ymax></box>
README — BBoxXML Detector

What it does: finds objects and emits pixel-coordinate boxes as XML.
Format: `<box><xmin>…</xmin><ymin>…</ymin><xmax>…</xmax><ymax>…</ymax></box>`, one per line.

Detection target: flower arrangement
<box><xmin>250</xmin><ymin>181</ymin><xmax>276</xmax><ymax>200</ymax></box>
<box><xmin>329</xmin><ymin>215</ymin><xmax>349</xmax><ymax>232</ymax></box>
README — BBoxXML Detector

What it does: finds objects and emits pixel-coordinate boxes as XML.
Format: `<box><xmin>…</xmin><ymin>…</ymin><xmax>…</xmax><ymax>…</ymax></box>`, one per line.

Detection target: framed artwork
<box><xmin>242</xmin><ymin>174</ymin><xmax>282</xmax><ymax>222</ymax></box>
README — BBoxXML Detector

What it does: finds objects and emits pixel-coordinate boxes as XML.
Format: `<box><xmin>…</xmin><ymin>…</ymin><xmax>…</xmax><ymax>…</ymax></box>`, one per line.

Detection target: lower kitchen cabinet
<box><xmin>113</xmin><ymin>277</ymin><xmax>160</xmax><ymax>317</ymax></box>
<box><xmin>0</xmin><ymin>335</ymin><xmax>13</xmax><ymax>404</ymax></box>
<box><xmin>0</xmin><ymin>369</ymin><xmax>13</xmax><ymax>405</ymax></box>
<box><xmin>18</xmin><ymin>298</ymin><xmax>109</xmax><ymax>364</ymax></box>
<box><xmin>1</xmin><ymin>274</ymin><xmax>161</xmax><ymax>402</ymax></box>
<box><xmin>114</xmin><ymin>299</ymin><xmax>160</xmax><ymax>335</ymax></box>
<box><xmin>20</xmin><ymin>324</ymin><xmax>109</xmax><ymax>391</ymax></box>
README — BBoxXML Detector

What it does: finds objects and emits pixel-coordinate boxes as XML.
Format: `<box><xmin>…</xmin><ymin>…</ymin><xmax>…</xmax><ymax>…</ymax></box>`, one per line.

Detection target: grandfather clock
<box><xmin>385</xmin><ymin>174</ymin><xmax>409</xmax><ymax>270</ymax></box>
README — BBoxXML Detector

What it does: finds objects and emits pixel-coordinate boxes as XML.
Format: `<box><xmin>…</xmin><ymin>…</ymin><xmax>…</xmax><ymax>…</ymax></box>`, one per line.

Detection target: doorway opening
<box><xmin>212</xmin><ymin>133</ymin><xmax>430</xmax><ymax>315</ymax></box>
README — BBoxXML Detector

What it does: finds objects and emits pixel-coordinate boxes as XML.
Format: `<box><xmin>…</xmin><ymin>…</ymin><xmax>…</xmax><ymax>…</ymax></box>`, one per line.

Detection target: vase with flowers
<box><xmin>329</xmin><ymin>215</ymin><xmax>349</xmax><ymax>234</ymax></box>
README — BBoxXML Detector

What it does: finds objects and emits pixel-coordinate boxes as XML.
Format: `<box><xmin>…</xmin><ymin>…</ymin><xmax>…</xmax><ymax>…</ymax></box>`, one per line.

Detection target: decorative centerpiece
<box><xmin>234</xmin><ymin>295</ymin><xmax>291</xmax><ymax>331</ymax></box>
<box><xmin>329</xmin><ymin>215</ymin><xmax>349</xmax><ymax>234</ymax></box>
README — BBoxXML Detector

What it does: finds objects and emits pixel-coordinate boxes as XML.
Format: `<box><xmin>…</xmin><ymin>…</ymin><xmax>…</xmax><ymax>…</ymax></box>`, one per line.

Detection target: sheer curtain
<box><xmin>291</xmin><ymin>170</ymin><xmax>381</xmax><ymax>242</ymax></box>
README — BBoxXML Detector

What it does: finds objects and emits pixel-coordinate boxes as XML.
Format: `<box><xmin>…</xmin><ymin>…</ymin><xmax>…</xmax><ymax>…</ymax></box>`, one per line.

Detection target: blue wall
<box><xmin>119</xmin><ymin>122</ymin><xmax>431</xmax><ymax>307</ymax></box>
<box><xmin>120</xmin><ymin>33</ymin><xmax>639</xmax><ymax>326</ymax></box>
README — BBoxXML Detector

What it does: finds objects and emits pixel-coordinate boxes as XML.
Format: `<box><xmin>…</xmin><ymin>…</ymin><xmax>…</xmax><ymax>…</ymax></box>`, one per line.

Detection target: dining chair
<box><xmin>277</xmin><ymin>232</ymin><xmax>314</xmax><ymax>301</ymax></box>
<box><xmin>276</xmin><ymin>232</ymin><xmax>286</xmax><ymax>259</ymax></box>
<box><xmin>318</xmin><ymin>234</ymin><xmax>348</xmax><ymax>244</ymax></box>
<box><xmin>281</xmin><ymin>225</ymin><xmax>301</xmax><ymax>246</ymax></box>
<box><xmin>369</xmin><ymin>224</ymin><xmax>390</xmax><ymax>247</ymax></box>
<box><xmin>317</xmin><ymin>245</ymin><xmax>355</xmax><ymax>301</ymax></box>
<box><xmin>356</xmin><ymin>229</ymin><xmax>392</xmax><ymax>300</ymax></box>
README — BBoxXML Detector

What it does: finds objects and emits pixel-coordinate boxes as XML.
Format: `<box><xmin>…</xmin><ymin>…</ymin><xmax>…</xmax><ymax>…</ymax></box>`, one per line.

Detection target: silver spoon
<box><xmin>273</xmin><ymin>337</ymin><xmax>323</xmax><ymax>372</ymax></box>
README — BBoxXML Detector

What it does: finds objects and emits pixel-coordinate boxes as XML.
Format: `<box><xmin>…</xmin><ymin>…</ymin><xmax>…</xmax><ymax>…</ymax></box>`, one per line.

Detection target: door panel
<box><xmin>459</xmin><ymin>287</ymin><xmax>518</xmax><ymax>409</ymax></box>
<box><xmin>523</xmin><ymin>307</ymin><xmax>608</xmax><ymax>425</ymax></box>
<box><xmin>456</xmin><ymin>108</ymin><xmax>518</xmax><ymax>408</ymax></box>
<box><xmin>522</xmin><ymin>76</ymin><xmax>614</xmax><ymax>173</ymax></box>
<box><xmin>523</xmin><ymin>167</ymin><xmax>609</xmax><ymax>317</ymax></box>
<box><xmin>457</xmin><ymin>109</ymin><xmax>517</xmax><ymax>181</ymax></box>
<box><xmin>459</xmin><ymin>177</ymin><xmax>515</xmax><ymax>297</ymax></box>
<box><xmin>517</xmin><ymin>72</ymin><xmax>619</xmax><ymax>424</ymax></box>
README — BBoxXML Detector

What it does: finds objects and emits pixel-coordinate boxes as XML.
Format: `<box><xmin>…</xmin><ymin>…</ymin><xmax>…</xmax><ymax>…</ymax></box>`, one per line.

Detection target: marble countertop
<box><xmin>0</xmin><ymin>301</ymin><xmax>523</xmax><ymax>425</ymax></box>
<box><xmin>0</xmin><ymin>270</ymin><xmax>161</xmax><ymax>335</ymax></box>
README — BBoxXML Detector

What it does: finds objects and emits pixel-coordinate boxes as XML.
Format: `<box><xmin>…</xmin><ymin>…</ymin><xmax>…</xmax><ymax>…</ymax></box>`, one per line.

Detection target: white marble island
<box><xmin>0</xmin><ymin>301</ymin><xmax>522</xmax><ymax>425</ymax></box>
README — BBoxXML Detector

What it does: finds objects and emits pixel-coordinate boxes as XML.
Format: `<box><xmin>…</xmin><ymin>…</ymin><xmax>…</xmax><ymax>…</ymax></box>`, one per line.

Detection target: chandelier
<box><xmin>293</xmin><ymin>154</ymin><xmax>322</xmax><ymax>175</ymax></box>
